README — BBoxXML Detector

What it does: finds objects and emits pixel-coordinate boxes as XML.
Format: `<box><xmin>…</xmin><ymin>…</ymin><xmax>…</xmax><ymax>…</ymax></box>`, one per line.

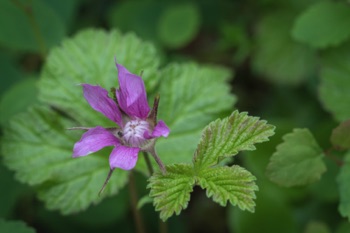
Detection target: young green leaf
<box><xmin>292</xmin><ymin>1</ymin><xmax>350</xmax><ymax>48</ymax></box>
<box><xmin>148</xmin><ymin>164</ymin><xmax>195</xmax><ymax>221</ymax></box>
<box><xmin>1</xmin><ymin>106</ymin><xmax>128</xmax><ymax>214</ymax></box>
<box><xmin>156</xmin><ymin>63</ymin><xmax>236</xmax><ymax>165</ymax></box>
<box><xmin>193</xmin><ymin>111</ymin><xmax>275</xmax><ymax>170</ymax></box>
<box><xmin>319</xmin><ymin>43</ymin><xmax>350</xmax><ymax>122</ymax></box>
<box><xmin>0</xmin><ymin>219</ymin><xmax>36</xmax><ymax>233</ymax></box>
<box><xmin>197</xmin><ymin>166</ymin><xmax>258</xmax><ymax>212</ymax></box>
<box><xmin>331</xmin><ymin>120</ymin><xmax>350</xmax><ymax>149</ymax></box>
<box><xmin>337</xmin><ymin>152</ymin><xmax>350</xmax><ymax>221</ymax></box>
<box><xmin>266</xmin><ymin>128</ymin><xmax>326</xmax><ymax>187</ymax></box>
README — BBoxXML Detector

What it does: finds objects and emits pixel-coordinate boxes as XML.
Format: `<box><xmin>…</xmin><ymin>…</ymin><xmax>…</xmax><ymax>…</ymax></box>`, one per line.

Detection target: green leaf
<box><xmin>337</xmin><ymin>152</ymin><xmax>350</xmax><ymax>221</ymax></box>
<box><xmin>137</xmin><ymin>195</ymin><xmax>153</xmax><ymax>209</ymax></box>
<box><xmin>38</xmin><ymin>29</ymin><xmax>160</xmax><ymax>127</ymax></box>
<box><xmin>148</xmin><ymin>164</ymin><xmax>195</xmax><ymax>221</ymax></box>
<box><xmin>197</xmin><ymin>166</ymin><xmax>258</xmax><ymax>212</ymax></box>
<box><xmin>156</xmin><ymin>63</ymin><xmax>236</xmax><ymax>165</ymax></box>
<box><xmin>304</xmin><ymin>221</ymin><xmax>331</xmax><ymax>233</ymax></box>
<box><xmin>0</xmin><ymin>219</ymin><xmax>36</xmax><ymax>233</ymax></box>
<box><xmin>0</xmin><ymin>0</ymin><xmax>65</xmax><ymax>52</ymax></box>
<box><xmin>331</xmin><ymin>120</ymin><xmax>350</xmax><ymax>149</ymax></box>
<box><xmin>193</xmin><ymin>111</ymin><xmax>275</xmax><ymax>170</ymax></box>
<box><xmin>1</xmin><ymin>106</ymin><xmax>128</xmax><ymax>214</ymax></box>
<box><xmin>266</xmin><ymin>128</ymin><xmax>326</xmax><ymax>187</ymax></box>
<box><xmin>157</xmin><ymin>3</ymin><xmax>200</xmax><ymax>48</ymax></box>
<box><xmin>319</xmin><ymin>42</ymin><xmax>350</xmax><ymax>122</ymax></box>
<box><xmin>252</xmin><ymin>11</ymin><xmax>316</xmax><ymax>84</ymax></box>
<box><xmin>292</xmin><ymin>1</ymin><xmax>350</xmax><ymax>48</ymax></box>
<box><xmin>0</xmin><ymin>78</ymin><xmax>38</xmax><ymax>126</ymax></box>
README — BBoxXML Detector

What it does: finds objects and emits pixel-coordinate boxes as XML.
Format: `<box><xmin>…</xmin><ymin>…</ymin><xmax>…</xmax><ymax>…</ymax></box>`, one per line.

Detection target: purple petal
<box><xmin>73</xmin><ymin>126</ymin><xmax>120</xmax><ymax>157</ymax></box>
<box><xmin>82</xmin><ymin>84</ymin><xmax>123</xmax><ymax>126</ymax></box>
<box><xmin>144</xmin><ymin>120</ymin><xmax>170</xmax><ymax>139</ymax></box>
<box><xmin>115</xmin><ymin>63</ymin><xmax>150</xmax><ymax>119</ymax></box>
<box><xmin>109</xmin><ymin>145</ymin><xmax>140</xmax><ymax>170</ymax></box>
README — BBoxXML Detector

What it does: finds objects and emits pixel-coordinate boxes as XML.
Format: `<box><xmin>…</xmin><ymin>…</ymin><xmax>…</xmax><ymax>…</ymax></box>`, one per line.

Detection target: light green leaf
<box><xmin>253</xmin><ymin>11</ymin><xmax>316</xmax><ymax>84</ymax></box>
<box><xmin>266</xmin><ymin>128</ymin><xmax>326</xmax><ymax>187</ymax></box>
<box><xmin>319</xmin><ymin>42</ymin><xmax>350</xmax><ymax>122</ymax></box>
<box><xmin>337</xmin><ymin>152</ymin><xmax>350</xmax><ymax>221</ymax></box>
<box><xmin>292</xmin><ymin>1</ymin><xmax>350</xmax><ymax>48</ymax></box>
<box><xmin>304</xmin><ymin>221</ymin><xmax>331</xmax><ymax>233</ymax></box>
<box><xmin>331</xmin><ymin>120</ymin><xmax>350</xmax><ymax>149</ymax></box>
<box><xmin>137</xmin><ymin>195</ymin><xmax>153</xmax><ymax>209</ymax></box>
<box><xmin>193</xmin><ymin>111</ymin><xmax>275</xmax><ymax>170</ymax></box>
<box><xmin>0</xmin><ymin>78</ymin><xmax>38</xmax><ymax>126</ymax></box>
<box><xmin>157</xmin><ymin>3</ymin><xmax>200</xmax><ymax>48</ymax></box>
<box><xmin>0</xmin><ymin>219</ymin><xmax>36</xmax><ymax>233</ymax></box>
<box><xmin>1</xmin><ymin>106</ymin><xmax>128</xmax><ymax>214</ymax></box>
<box><xmin>148</xmin><ymin>164</ymin><xmax>195</xmax><ymax>221</ymax></box>
<box><xmin>156</xmin><ymin>63</ymin><xmax>236</xmax><ymax>165</ymax></box>
<box><xmin>38</xmin><ymin>29</ymin><xmax>160</xmax><ymax>127</ymax></box>
<box><xmin>197</xmin><ymin>166</ymin><xmax>258</xmax><ymax>212</ymax></box>
<box><xmin>0</xmin><ymin>0</ymin><xmax>65</xmax><ymax>52</ymax></box>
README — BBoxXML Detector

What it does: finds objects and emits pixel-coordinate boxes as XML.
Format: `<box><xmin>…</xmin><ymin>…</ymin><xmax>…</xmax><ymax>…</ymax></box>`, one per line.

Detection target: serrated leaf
<box><xmin>197</xmin><ymin>166</ymin><xmax>258</xmax><ymax>212</ymax></box>
<box><xmin>0</xmin><ymin>219</ymin><xmax>36</xmax><ymax>233</ymax></box>
<box><xmin>337</xmin><ymin>152</ymin><xmax>350</xmax><ymax>221</ymax></box>
<box><xmin>1</xmin><ymin>106</ymin><xmax>128</xmax><ymax>214</ymax></box>
<box><xmin>266</xmin><ymin>128</ymin><xmax>326</xmax><ymax>187</ymax></box>
<box><xmin>148</xmin><ymin>164</ymin><xmax>195</xmax><ymax>221</ymax></box>
<box><xmin>319</xmin><ymin>42</ymin><xmax>350</xmax><ymax>122</ymax></box>
<box><xmin>156</xmin><ymin>63</ymin><xmax>236</xmax><ymax>165</ymax></box>
<box><xmin>253</xmin><ymin>11</ymin><xmax>316</xmax><ymax>84</ymax></box>
<box><xmin>193</xmin><ymin>111</ymin><xmax>275</xmax><ymax>170</ymax></box>
<box><xmin>292</xmin><ymin>1</ymin><xmax>350</xmax><ymax>48</ymax></box>
<box><xmin>157</xmin><ymin>3</ymin><xmax>200</xmax><ymax>48</ymax></box>
<box><xmin>331</xmin><ymin>120</ymin><xmax>350</xmax><ymax>149</ymax></box>
<box><xmin>38</xmin><ymin>29</ymin><xmax>160</xmax><ymax>127</ymax></box>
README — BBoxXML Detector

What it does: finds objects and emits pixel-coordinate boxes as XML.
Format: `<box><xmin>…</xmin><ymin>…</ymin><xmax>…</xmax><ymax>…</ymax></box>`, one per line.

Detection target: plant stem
<box><xmin>149</xmin><ymin>147</ymin><xmax>167</xmax><ymax>174</ymax></box>
<box><xmin>128</xmin><ymin>171</ymin><xmax>147</xmax><ymax>233</ymax></box>
<box><xmin>12</xmin><ymin>0</ymin><xmax>47</xmax><ymax>57</ymax></box>
<box><xmin>143</xmin><ymin>152</ymin><xmax>154</xmax><ymax>176</ymax></box>
<box><xmin>159</xmin><ymin>219</ymin><xmax>167</xmax><ymax>233</ymax></box>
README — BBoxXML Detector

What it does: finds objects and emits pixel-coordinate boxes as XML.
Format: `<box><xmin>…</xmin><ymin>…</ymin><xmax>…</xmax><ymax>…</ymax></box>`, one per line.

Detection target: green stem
<box><xmin>128</xmin><ymin>172</ymin><xmax>147</xmax><ymax>233</ymax></box>
<box><xmin>143</xmin><ymin>152</ymin><xmax>154</xmax><ymax>176</ymax></box>
<box><xmin>12</xmin><ymin>0</ymin><xmax>47</xmax><ymax>57</ymax></box>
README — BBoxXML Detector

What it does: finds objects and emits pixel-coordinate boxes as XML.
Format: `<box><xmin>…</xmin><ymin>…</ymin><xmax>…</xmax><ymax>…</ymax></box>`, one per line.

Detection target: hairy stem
<box><xmin>128</xmin><ymin>172</ymin><xmax>147</xmax><ymax>233</ymax></box>
<box><xmin>149</xmin><ymin>147</ymin><xmax>167</xmax><ymax>174</ymax></box>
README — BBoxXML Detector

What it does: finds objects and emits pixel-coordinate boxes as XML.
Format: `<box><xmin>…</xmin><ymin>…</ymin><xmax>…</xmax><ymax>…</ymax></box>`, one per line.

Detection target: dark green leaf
<box><xmin>331</xmin><ymin>120</ymin><xmax>350</xmax><ymax>149</ymax></box>
<box><xmin>337</xmin><ymin>152</ymin><xmax>350</xmax><ymax>221</ymax></box>
<box><xmin>0</xmin><ymin>219</ymin><xmax>36</xmax><ymax>233</ymax></box>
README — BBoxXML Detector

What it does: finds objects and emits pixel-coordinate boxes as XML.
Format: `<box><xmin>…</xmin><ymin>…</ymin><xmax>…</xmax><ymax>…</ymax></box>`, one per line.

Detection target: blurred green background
<box><xmin>1</xmin><ymin>0</ymin><xmax>350</xmax><ymax>232</ymax></box>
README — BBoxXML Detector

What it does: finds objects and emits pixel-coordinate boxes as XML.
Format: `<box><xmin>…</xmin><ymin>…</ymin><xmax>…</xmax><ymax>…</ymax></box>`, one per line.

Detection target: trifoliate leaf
<box><xmin>319</xmin><ymin>42</ymin><xmax>350</xmax><ymax>122</ymax></box>
<box><xmin>337</xmin><ymin>152</ymin><xmax>350</xmax><ymax>221</ymax></box>
<box><xmin>156</xmin><ymin>63</ymin><xmax>236</xmax><ymax>165</ymax></box>
<box><xmin>148</xmin><ymin>164</ymin><xmax>195</xmax><ymax>221</ymax></box>
<box><xmin>331</xmin><ymin>120</ymin><xmax>350</xmax><ymax>149</ymax></box>
<box><xmin>1</xmin><ymin>106</ymin><xmax>128</xmax><ymax>214</ymax></box>
<box><xmin>157</xmin><ymin>3</ymin><xmax>201</xmax><ymax>48</ymax></box>
<box><xmin>266</xmin><ymin>128</ymin><xmax>326</xmax><ymax>187</ymax></box>
<box><xmin>0</xmin><ymin>219</ymin><xmax>36</xmax><ymax>233</ymax></box>
<box><xmin>193</xmin><ymin>111</ymin><xmax>275</xmax><ymax>170</ymax></box>
<box><xmin>292</xmin><ymin>1</ymin><xmax>350</xmax><ymax>48</ymax></box>
<box><xmin>38</xmin><ymin>29</ymin><xmax>160</xmax><ymax>126</ymax></box>
<box><xmin>252</xmin><ymin>11</ymin><xmax>316</xmax><ymax>85</ymax></box>
<box><xmin>197</xmin><ymin>166</ymin><xmax>258</xmax><ymax>212</ymax></box>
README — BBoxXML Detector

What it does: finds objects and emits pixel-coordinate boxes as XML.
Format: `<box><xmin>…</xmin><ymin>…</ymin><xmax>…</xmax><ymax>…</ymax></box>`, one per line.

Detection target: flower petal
<box><xmin>82</xmin><ymin>84</ymin><xmax>123</xmax><ymax>126</ymax></box>
<box><xmin>115</xmin><ymin>63</ymin><xmax>150</xmax><ymax>119</ymax></box>
<box><xmin>144</xmin><ymin>120</ymin><xmax>170</xmax><ymax>139</ymax></box>
<box><xmin>73</xmin><ymin>126</ymin><xmax>120</xmax><ymax>157</ymax></box>
<box><xmin>109</xmin><ymin>145</ymin><xmax>140</xmax><ymax>170</ymax></box>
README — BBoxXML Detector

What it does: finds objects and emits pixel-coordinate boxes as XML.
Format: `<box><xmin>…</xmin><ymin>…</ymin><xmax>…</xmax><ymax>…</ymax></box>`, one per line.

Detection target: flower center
<box><xmin>122</xmin><ymin>119</ymin><xmax>150</xmax><ymax>147</ymax></box>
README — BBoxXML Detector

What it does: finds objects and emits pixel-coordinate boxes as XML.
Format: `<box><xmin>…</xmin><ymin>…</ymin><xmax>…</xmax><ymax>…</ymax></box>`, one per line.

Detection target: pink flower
<box><xmin>72</xmin><ymin>63</ymin><xmax>170</xmax><ymax>170</ymax></box>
